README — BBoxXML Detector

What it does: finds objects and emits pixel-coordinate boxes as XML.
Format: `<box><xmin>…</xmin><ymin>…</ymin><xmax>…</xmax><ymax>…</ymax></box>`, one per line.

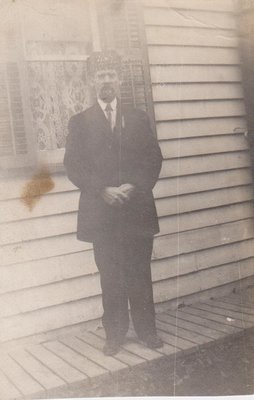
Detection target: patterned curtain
<box><xmin>28</xmin><ymin>60</ymin><xmax>90</xmax><ymax>151</ymax></box>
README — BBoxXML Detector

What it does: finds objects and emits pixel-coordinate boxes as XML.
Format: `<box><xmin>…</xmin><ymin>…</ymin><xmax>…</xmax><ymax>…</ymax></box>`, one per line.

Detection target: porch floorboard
<box><xmin>0</xmin><ymin>290</ymin><xmax>253</xmax><ymax>399</ymax></box>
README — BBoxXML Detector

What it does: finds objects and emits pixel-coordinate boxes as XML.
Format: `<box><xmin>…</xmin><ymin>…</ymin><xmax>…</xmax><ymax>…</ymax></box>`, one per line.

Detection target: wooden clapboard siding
<box><xmin>1</xmin><ymin>217</ymin><xmax>254</xmax><ymax>341</ymax></box>
<box><xmin>160</xmin><ymin>152</ymin><xmax>251</xmax><ymax>177</ymax></box>
<box><xmin>153</xmin><ymin>258</ymin><xmax>254</xmax><ymax>304</ymax></box>
<box><xmin>158</xmin><ymin>202</ymin><xmax>254</xmax><ymax>236</ymax></box>
<box><xmin>152</xmin><ymin>238</ymin><xmax>254</xmax><ymax>282</ymax></box>
<box><xmin>152</xmin><ymin>83</ymin><xmax>243</xmax><ymax>102</ymax></box>
<box><xmin>2</xmin><ymin>215</ymin><xmax>254</xmax><ymax>270</ymax></box>
<box><xmin>0</xmin><ymin>153</ymin><xmax>251</xmax><ymax>223</ymax></box>
<box><xmin>1</xmin><ymin>237</ymin><xmax>254</xmax><ymax>296</ymax></box>
<box><xmin>1</xmin><ymin>258</ymin><xmax>253</xmax><ymax>343</ymax></box>
<box><xmin>160</xmin><ymin>135</ymin><xmax>248</xmax><ymax>159</ymax></box>
<box><xmin>157</xmin><ymin>185</ymin><xmax>254</xmax><ymax>216</ymax></box>
<box><xmin>155</xmin><ymin>169</ymin><xmax>252</xmax><ymax>198</ymax></box>
<box><xmin>1</xmin><ymin>0</ymin><xmax>254</xmax><ymax>343</ymax></box>
<box><xmin>143</xmin><ymin>0</ymin><xmax>254</xmax><ymax>330</ymax></box>
<box><xmin>0</xmin><ymin>251</ymin><xmax>97</xmax><ymax>295</ymax></box>
<box><xmin>154</xmin><ymin>100</ymin><xmax>245</xmax><ymax>121</ymax></box>
<box><xmin>0</xmin><ymin>297</ymin><xmax>103</xmax><ymax>343</ymax></box>
<box><xmin>0</xmin><ymin>190</ymin><xmax>79</xmax><ymax>223</ymax></box>
<box><xmin>146</xmin><ymin>26</ymin><xmax>238</xmax><ymax>47</ymax></box>
<box><xmin>148</xmin><ymin>46</ymin><xmax>240</xmax><ymax>65</ymax></box>
<box><xmin>1</xmin><ymin>255</ymin><xmax>254</xmax><ymax>320</ymax></box>
<box><xmin>1</xmin><ymin>168</ymin><xmax>252</xmax><ymax>246</ymax></box>
<box><xmin>144</xmin><ymin>8</ymin><xmax>236</xmax><ymax>29</ymax></box>
<box><xmin>0</xmin><ymin>155</ymin><xmax>251</xmax><ymax>224</ymax></box>
<box><xmin>142</xmin><ymin>0</ymin><xmax>236</xmax><ymax>12</ymax></box>
<box><xmin>0</xmin><ymin>274</ymin><xmax>102</xmax><ymax>318</ymax></box>
<box><xmin>157</xmin><ymin>117</ymin><xmax>247</xmax><ymax>140</ymax></box>
<box><xmin>0</xmin><ymin>173</ymin><xmax>77</xmax><ymax>201</ymax></box>
<box><xmin>2</xmin><ymin>199</ymin><xmax>253</xmax><ymax>246</ymax></box>
<box><xmin>150</xmin><ymin>66</ymin><xmax>242</xmax><ymax>84</ymax></box>
<box><xmin>2</xmin><ymin>213</ymin><xmax>254</xmax><ymax>269</ymax></box>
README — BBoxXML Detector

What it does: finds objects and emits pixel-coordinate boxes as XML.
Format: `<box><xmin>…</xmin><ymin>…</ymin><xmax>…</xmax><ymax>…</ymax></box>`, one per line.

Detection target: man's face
<box><xmin>92</xmin><ymin>68</ymin><xmax>121</xmax><ymax>103</ymax></box>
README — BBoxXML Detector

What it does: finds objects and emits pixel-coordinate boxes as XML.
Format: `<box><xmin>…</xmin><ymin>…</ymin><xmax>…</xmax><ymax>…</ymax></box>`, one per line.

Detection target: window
<box><xmin>0</xmin><ymin>0</ymin><xmax>154</xmax><ymax>172</ymax></box>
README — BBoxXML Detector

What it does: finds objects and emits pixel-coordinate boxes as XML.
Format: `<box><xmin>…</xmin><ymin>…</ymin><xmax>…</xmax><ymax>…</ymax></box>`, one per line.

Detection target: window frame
<box><xmin>1</xmin><ymin>0</ymin><xmax>157</xmax><ymax>175</ymax></box>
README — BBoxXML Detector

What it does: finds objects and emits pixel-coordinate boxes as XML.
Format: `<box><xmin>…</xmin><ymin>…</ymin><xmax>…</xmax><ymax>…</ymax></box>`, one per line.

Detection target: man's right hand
<box><xmin>101</xmin><ymin>186</ymin><xmax>129</xmax><ymax>206</ymax></box>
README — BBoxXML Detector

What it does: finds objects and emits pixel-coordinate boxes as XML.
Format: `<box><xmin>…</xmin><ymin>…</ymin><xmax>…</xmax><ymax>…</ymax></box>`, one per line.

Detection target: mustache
<box><xmin>101</xmin><ymin>83</ymin><xmax>115</xmax><ymax>89</ymax></box>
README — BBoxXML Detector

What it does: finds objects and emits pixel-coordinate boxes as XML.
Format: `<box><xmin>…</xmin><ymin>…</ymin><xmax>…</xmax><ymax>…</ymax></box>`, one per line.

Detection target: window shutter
<box><xmin>96</xmin><ymin>0</ymin><xmax>156</xmax><ymax>129</ymax></box>
<box><xmin>0</xmin><ymin>28</ymin><xmax>34</xmax><ymax>171</ymax></box>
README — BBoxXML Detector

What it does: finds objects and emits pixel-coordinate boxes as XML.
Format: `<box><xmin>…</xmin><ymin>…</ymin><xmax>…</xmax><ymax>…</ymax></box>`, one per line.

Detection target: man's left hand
<box><xmin>119</xmin><ymin>183</ymin><xmax>135</xmax><ymax>200</ymax></box>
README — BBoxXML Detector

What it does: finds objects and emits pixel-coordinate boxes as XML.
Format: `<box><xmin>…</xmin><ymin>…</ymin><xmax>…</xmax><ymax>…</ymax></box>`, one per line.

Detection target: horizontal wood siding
<box><xmin>1</xmin><ymin>0</ymin><xmax>254</xmax><ymax>342</ymax></box>
<box><xmin>142</xmin><ymin>0</ymin><xmax>254</xmax><ymax>320</ymax></box>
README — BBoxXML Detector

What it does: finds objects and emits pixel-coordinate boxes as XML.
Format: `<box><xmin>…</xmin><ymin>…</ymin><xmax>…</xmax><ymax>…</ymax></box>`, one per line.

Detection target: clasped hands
<box><xmin>101</xmin><ymin>183</ymin><xmax>135</xmax><ymax>206</ymax></box>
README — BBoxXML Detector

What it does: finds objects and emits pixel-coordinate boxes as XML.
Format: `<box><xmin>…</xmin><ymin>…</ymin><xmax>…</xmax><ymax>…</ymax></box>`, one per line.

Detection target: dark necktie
<box><xmin>105</xmin><ymin>103</ymin><xmax>113</xmax><ymax>131</ymax></box>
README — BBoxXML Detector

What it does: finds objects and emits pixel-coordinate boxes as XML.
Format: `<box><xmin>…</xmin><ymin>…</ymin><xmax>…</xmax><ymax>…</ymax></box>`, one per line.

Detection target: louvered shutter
<box><xmin>96</xmin><ymin>0</ymin><xmax>156</xmax><ymax>130</ymax></box>
<box><xmin>0</xmin><ymin>23</ymin><xmax>34</xmax><ymax>171</ymax></box>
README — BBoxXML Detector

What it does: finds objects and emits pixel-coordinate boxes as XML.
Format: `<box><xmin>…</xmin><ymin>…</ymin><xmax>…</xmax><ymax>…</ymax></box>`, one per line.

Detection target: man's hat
<box><xmin>87</xmin><ymin>50</ymin><xmax>122</xmax><ymax>76</ymax></box>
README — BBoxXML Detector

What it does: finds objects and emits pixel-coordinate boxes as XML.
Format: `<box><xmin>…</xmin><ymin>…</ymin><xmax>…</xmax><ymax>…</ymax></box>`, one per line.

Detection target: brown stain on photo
<box><xmin>21</xmin><ymin>168</ymin><xmax>55</xmax><ymax>211</ymax></box>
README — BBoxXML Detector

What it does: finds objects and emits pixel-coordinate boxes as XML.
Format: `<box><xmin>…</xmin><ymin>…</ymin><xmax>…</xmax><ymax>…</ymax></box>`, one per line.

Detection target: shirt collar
<box><xmin>97</xmin><ymin>97</ymin><xmax>117</xmax><ymax>112</ymax></box>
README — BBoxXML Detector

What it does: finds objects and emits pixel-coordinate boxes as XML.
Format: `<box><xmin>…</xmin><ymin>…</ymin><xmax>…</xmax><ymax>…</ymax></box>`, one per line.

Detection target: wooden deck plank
<box><xmin>78</xmin><ymin>331</ymin><xmax>145</xmax><ymax>367</ymax></box>
<box><xmin>155</xmin><ymin>327</ymin><xmax>194</xmax><ymax>351</ymax></box>
<box><xmin>185</xmin><ymin>305</ymin><xmax>251</xmax><ymax>329</ymax></box>
<box><xmin>1</xmin><ymin>289</ymin><xmax>254</xmax><ymax>400</ymax></box>
<box><xmin>0</xmin><ymin>369</ymin><xmax>21</xmax><ymax>400</ymax></box>
<box><xmin>156</xmin><ymin>319</ymin><xmax>210</xmax><ymax>346</ymax></box>
<box><xmin>219</xmin><ymin>294</ymin><xmax>254</xmax><ymax>308</ymax></box>
<box><xmin>166</xmin><ymin>309</ymin><xmax>239</xmax><ymax>335</ymax></box>
<box><xmin>44</xmin><ymin>340</ymin><xmax>104</xmax><ymax>378</ymax></box>
<box><xmin>156</xmin><ymin>312</ymin><xmax>223</xmax><ymax>340</ymax></box>
<box><xmin>10</xmin><ymin>349</ymin><xmax>65</xmax><ymax>390</ymax></box>
<box><xmin>192</xmin><ymin>303</ymin><xmax>254</xmax><ymax>325</ymax></box>
<box><xmin>121</xmin><ymin>341</ymin><xmax>163</xmax><ymax>361</ymax></box>
<box><xmin>60</xmin><ymin>336</ymin><xmax>126</xmax><ymax>373</ymax></box>
<box><xmin>26</xmin><ymin>344</ymin><xmax>86</xmax><ymax>384</ymax></box>
<box><xmin>205</xmin><ymin>299</ymin><xmax>254</xmax><ymax>316</ymax></box>
<box><xmin>0</xmin><ymin>354</ymin><xmax>43</xmax><ymax>396</ymax></box>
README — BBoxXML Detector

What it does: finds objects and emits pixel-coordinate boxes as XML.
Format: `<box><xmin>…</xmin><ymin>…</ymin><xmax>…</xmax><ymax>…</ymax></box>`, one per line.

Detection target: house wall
<box><xmin>1</xmin><ymin>0</ymin><xmax>254</xmax><ymax>342</ymax></box>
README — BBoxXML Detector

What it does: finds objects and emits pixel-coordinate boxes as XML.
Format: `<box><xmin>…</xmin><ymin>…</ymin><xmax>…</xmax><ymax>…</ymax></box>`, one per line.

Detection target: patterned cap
<box><xmin>87</xmin><ymin>50</ymin><xmax>122</xmax><ymax>76</ymax></box>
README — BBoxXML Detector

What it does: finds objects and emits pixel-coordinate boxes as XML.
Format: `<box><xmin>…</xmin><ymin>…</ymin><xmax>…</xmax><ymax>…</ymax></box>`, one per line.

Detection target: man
<box><xmin>64</xmin><ymin>50</ymin><xmax>163</xmax><ymax>356</ymax></box>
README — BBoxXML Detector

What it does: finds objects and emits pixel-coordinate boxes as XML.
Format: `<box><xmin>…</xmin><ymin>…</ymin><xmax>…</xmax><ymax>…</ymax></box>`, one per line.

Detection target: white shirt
<box><xmin>97</xmin><ymin>97</ymin><xmax>117</xmax><ymax>130</ymax></box>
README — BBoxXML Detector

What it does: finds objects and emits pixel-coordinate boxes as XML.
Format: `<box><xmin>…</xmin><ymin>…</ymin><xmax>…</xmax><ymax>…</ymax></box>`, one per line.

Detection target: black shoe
<box><xmin>142</xmin><ymin>334</ymin><xmax>163</xmax><ymax>349</ymax></box>
<box><xmin>103</xmin><ymin>340</ymin><xmax>120</xmax><ymax>356</ymax></box>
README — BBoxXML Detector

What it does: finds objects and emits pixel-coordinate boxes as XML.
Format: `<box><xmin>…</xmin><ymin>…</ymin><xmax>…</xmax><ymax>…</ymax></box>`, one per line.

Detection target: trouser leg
<box><xmin>124</xmin><ymin>235</ymin><xmax>157</xmax><ymax>340</ymax></box>
<box><xmin>93</xmin><ymin>236</ymin><xmax>129</xmax><ymax>342</ymax></box>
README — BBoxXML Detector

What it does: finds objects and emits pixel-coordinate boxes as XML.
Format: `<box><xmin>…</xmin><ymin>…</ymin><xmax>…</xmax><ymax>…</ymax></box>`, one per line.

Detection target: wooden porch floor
<box><xmin>1</xmin><ymin>291</ymin><xmax>254</xmax><ymax>399</ymax></box>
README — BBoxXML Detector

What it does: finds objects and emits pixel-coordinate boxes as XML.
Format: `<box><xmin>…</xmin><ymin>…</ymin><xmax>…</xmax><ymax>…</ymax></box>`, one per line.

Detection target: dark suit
<box><xmin>64</xmin><ymin>100</ymin><xmax>163</xmax><ymax>342</ymax></box>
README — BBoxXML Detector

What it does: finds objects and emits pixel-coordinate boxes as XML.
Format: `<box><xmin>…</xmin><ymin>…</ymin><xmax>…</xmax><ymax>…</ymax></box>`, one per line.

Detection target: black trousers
<box><xmin>93</xmin><ymin>232</ymin><xmax>157</xmax><ymax>343</ymax></box>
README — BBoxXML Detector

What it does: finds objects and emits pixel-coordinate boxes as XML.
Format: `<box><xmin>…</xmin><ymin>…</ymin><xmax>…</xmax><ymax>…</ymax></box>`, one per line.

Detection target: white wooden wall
<box><xmin>1</xmin><ymin>0</ymin><xmax>254</xmax><ymax>342</ymax></box>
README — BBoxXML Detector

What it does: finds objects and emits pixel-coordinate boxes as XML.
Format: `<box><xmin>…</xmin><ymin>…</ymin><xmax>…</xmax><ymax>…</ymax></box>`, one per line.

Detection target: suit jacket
<box><xmin>64</xmin><ymin>100</ymin><xmax>163</xmax><ymax>243</ymax></box>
